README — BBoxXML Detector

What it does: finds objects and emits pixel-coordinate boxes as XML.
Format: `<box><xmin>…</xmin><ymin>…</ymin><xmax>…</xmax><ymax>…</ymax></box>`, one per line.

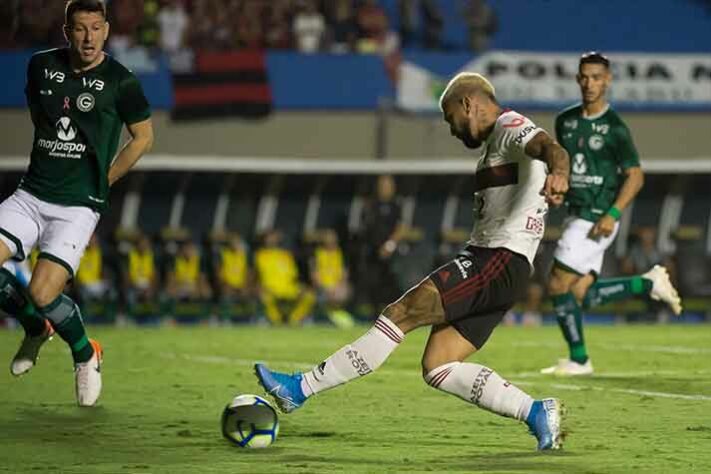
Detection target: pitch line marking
<box><xmin>512</xmin><ymin>341</ymin><xmax>711</xmax><ymax>355</ymax></box>
<box><xmin>162</xmin><ymin>352</ymin><xmax>711</xmax><ymax>402</ymax></box>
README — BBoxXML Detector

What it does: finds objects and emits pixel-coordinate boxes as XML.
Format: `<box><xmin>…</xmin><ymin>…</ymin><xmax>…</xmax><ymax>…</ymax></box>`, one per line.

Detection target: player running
<box><xmin>255</xmin><ymin>72</ymin><xmax>570</xmax><ymax>450</ymax></box>
<box><xmin>540</xmin><ymin>52</ymin><xmax>682</xmax><ymax>376</ymax></box>
<box><xmin>0</xmin><ymin>0</ymin><xmax>153</xmax><ymax>406</ymax></box>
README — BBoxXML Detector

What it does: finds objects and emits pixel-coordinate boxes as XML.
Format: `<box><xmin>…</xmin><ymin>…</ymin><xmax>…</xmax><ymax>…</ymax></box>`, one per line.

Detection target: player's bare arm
<box><xmin>524</xmin><ymin>131</ymin><xmax>570</xmax><ymax>206</ymax></box>
<box><xmin>590</xmin><ymin>166</ymin><xmax>644</xmax><ymax>238</ymax></box>
<box><xmin>108</xmin><ymin>118</ymin><xmax>154</xmax><ymax>186</ymax></box>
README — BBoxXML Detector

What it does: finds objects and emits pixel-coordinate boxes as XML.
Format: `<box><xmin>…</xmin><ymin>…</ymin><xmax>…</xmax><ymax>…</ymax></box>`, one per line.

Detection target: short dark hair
<box><xmin>579</xmin><ymin>51</ymin><xmax>610</xmax><ymax>70</ymax></box>
<box><xmin>65</xmin><ymin>0</ymin><xmax>106</xmax><ymax>26</ymax></box>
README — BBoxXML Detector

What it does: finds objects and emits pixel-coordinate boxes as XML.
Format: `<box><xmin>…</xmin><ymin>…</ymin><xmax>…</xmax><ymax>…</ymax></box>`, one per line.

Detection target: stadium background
<box><xmin>0</xmin><ymin>0</ymin><xmax>710</xmax><ymax>326</ymax></box>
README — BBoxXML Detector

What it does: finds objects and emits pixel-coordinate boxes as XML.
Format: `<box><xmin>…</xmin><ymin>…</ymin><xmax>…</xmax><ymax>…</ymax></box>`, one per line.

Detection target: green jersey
<box><xmin>21</xmin><ymin>48</ymin><xmax>150</xmax><ymax>212</ymax></box>
<box><xmin>555</xmin><ymin>104</ymin><xmax>640</xmax><ymax>222</ymax></box>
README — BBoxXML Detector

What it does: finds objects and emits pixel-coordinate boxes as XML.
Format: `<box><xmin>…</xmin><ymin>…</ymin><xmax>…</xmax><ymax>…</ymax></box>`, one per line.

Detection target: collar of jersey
<box><xmin>580</xmin><ymin>103</ymin><xmax>610</xmax><ymax>121</ymax></box>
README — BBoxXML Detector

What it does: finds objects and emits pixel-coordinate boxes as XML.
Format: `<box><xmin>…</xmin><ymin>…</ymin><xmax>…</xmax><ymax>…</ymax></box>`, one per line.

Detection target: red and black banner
<box><xmin>171</xmin><ymin>51</ymin><xmax>272</xmax><ymax>121</ymax></box>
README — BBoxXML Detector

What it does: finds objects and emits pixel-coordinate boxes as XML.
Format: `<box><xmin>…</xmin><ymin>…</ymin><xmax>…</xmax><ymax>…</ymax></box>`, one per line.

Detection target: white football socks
<box><xmin>425</xmin><ymin>362</ymin><xmax>534</xmax><ymax>421</ymax></box>
<box><xmin>301</xmin><ymin>315</ymin><xmax>404</xmax><ymax>397</ymax></box>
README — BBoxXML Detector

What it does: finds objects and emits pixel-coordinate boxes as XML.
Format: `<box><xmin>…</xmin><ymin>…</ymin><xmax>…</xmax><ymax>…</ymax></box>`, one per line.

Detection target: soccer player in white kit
<box><xmin>255</xmin><ymin>72</ymin><xmax>572</xmax><ymax>450</ymax></box>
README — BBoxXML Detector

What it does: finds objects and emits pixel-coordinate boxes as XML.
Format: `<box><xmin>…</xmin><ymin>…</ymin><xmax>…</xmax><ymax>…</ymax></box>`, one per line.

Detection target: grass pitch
<box><xmin>0</xmin><ymin>323</ymin><xmax>710</xmax><ymax>473</ymax></box>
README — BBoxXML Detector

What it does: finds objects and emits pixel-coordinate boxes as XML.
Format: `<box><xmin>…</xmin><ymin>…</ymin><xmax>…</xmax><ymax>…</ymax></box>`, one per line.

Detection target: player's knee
<box><xmin>571</xmin><ymin>277</ymin><xmax>593</xmax><ymax>303</ymax></box>
<box><xmin>28</xmin><ymin>280</ymin><xmax>62</xmax><ymax>308</ymax></box>
<box><xmin>547</xmin><ymin>271</ymin><xmax>573</xmax><ymax>295</ymax></box>
<box><xmin>382</xmin><ymin>280</ymin><xmax>443</xmax><ymax>333</ymax></box>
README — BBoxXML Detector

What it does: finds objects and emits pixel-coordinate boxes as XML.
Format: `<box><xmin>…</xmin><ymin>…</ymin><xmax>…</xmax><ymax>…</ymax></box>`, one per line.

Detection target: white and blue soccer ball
<box><xmin>221</xmin><ymin>394</ymin><xmax>279</xmax><ymax>448</ymax></box>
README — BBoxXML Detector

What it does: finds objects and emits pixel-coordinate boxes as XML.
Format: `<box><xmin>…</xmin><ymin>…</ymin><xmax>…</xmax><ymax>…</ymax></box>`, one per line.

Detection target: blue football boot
<box><xmin>254</xmin><ymin>363</ymin><xmax>307</xmax><ymax>414</ymax></box>
<box><xmin>526</xmin><ymin>398</ymin><xmax>564</xmax><ymax>450</ymax></box>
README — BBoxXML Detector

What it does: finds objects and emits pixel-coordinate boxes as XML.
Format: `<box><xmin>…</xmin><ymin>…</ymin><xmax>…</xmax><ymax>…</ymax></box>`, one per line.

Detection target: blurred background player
<box><xmin>74</xmin><ymin>233</ymin><xmax>117</xmax><ymax>323</ymax></box>
<box><xmin>215</xmin><ymin>232</ymin><xmax>254</xmax><ymax>323</ymax></box>
<box><xmin>0</xmin><ymin>0</ymin><xmax>153</xmax><ymax>406</ymax></box>
<box><xmin>165</xmin><ymin>238</ymin><xmax>212</xmax><ymax>322</ymax></box>
<box><xmin>541</xmin><ymin>52</ymin><xmax>682</xmax><ymax>376</ymax></box>
<box><xmin>310</xmin><ymin>229</ymin><xmax>354</xmax><ymax>328</ymax></box>
<box><xmin>256</xmin><ymin>72</ymin><xmax>570</xmax><ymax>451</ymax></box>
<box><xmin>255</xmin><ymin>229</ymin><xmax>316</xmax><ymax>326</ymax></box>
<box><xmin>125</xmin><ymin>233</ymin><xmax>159</xmax><ymax>320</ymax></box>
<box><xmin>356</xmin><ymin>174</ymin><xmax>404</xmax><ymax>317</ymax></box>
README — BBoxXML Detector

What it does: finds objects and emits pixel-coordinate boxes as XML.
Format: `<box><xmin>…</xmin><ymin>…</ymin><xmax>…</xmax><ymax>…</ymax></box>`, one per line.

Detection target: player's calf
<box><xmin>424</xmin><ymin>362</ymin><xmax>564</xmax><ymax>450</ymax></box>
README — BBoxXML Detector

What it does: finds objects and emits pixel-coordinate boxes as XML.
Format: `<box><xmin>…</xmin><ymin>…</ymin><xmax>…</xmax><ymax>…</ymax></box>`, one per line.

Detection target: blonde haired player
<box><xmin>255</xmin><ymin>71</ymin><xmax>571</xmax><ymax>450</ymax></box>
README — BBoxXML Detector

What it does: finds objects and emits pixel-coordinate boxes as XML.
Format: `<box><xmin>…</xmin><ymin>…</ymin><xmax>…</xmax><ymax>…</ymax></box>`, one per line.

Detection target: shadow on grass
<box><xmin>267</xmin><ymin>449</ymin><xmax>578</xmax><ymax>472</ymax></box>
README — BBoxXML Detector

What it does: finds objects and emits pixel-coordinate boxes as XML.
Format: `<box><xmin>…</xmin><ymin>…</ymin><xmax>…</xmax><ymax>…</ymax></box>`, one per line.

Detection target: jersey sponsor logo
<box><xmin>438</xmin><ymin>270</ymin><xmax>451</xmax><ymax>284</ymax></box>
<box><xmin>82</xmin><ymin>77</ymin><xmax>105</xmax><ymax>91</ymax></box>
<box><xmin>588</xmin><ymin>134</ymin><xmax>605</xmax><ymax>150</ymax></box>
<box><xmin>571</xmin><ymin>174</ymin><xmax>604</xmax><ymax>186</ymax></box>
<box><xmin>36</xmin><ymin>117</ymin><xmax>86</xmax><ymax>159</ymax></box>
<box><xmin>346</xmin><ymin>349</ymin><xmax>371</xmax><ymax>376</ymax></box>
<box><xmin>563</xmin><ymin>119</ymin><xmax>578</xmax><ymax>129</ymax></box>
<box><xmin>40</xmin><ymin>89</ymin><xmax>53</xmax><ymax>96</ymax></box>
<box><xmin>502</xmin><ymin>116</ymin><xmax>525</xmax><ymax>128</ymax></box>
<box><xmin>44</xmin><ymin>69</ymin><xmax>65</xmax><ymax>83</ymax></box>
<box><xmin>591</xmin><ymin>123</ymin><xmax>610</xmax><ymax>135</ymax></box>
<box><xmin>454</xmin><ymin>257</ymin><xmax>472</xmax><ymax>279</ymax></box>
<box><xmin>470</xmin><ymin>367</ymin><xmax>493</xmax><ymax>405</ymax></box>
<box><xmin>77</xmin><ymin>92</ymin><xmax>95</xmax><ymax>112</ymax></box>
<box><xmin>572</xmin><ymin>153</ymin><xmax>587</xmax><ymax>174</ymax></box>
<box><xmin>56</xmin><ymin>116</ymin><xmax>76</xmax><ymax>141</ymax></box>
<box><xmin>525</xmin><ymin>216</ymin><xmax>544</xmax><ymax>236</ymax></box>
<box><xmin>513</xmin><ymin>125</ymin><xmax>536</xmax><ymax>145</ymax></box>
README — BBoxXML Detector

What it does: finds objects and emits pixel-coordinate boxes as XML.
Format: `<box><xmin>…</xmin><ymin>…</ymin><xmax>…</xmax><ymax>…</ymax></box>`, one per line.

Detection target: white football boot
<box><xmin>642</xmin><ymin>265</ymin><xmax>683</xmax><ymax>315</ymax></box>
<box><xmin>10</xmin><ymin>319</ymin><xmax>54</xmax><ymax>376</ymax></box>
<box><xmin>75</xmin><ymin>339</ymin><xmax>103</xmax><ymax>407</ymax></box>
<box><xmin>540</xmin><ymin>358</ymin><xmax>594</xmax><ymax>376</ymax></box>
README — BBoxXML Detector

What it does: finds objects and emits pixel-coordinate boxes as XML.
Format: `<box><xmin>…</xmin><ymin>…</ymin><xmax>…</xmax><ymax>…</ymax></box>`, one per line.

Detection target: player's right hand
<box><xmin>542</xmin><ymin>173</ymin><xmax>568</xmax><ymax>206</ymax></box>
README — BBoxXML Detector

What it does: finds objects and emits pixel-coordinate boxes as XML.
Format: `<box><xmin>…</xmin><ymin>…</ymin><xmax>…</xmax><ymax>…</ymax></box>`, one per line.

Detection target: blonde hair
<box><xmin>438</xmin><ymin>72</ymin><xmax>496</xmax><ymax>111</ymax></box>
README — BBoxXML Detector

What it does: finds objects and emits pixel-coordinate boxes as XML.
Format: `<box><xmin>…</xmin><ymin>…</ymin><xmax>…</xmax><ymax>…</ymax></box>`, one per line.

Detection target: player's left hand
<box><xmin>541</xmin><ymin>173</ymin><xmax>568</xmax><ymax>206</ymax></box>
<box><xmin>589</xmin><ymin>215</ymin><xmax>616</xmax><ymax>238</ymax></box>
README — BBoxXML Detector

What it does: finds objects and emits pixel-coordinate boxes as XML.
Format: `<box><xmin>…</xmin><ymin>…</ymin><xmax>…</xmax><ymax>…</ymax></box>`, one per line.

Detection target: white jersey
<box><xmin>467</xmin><ymin>110</ymin><xmax>549</xmax><ymax>265</ymax></box>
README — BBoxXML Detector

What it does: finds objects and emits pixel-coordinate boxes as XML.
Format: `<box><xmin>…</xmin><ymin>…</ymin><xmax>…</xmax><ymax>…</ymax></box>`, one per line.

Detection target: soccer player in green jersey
<box><xmin>541</xmin><ymin>52</ymin><xmax>682</xmax><ymax>376</ymax></box>
<box><xmin>0</xmin><ymin>0</ymin><xmax>153</xmax><ymax>405</ymax></box>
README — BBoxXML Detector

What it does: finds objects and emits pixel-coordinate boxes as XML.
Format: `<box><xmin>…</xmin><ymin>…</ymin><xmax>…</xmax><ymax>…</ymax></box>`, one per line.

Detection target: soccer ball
<box><xmin>221</xmin><ymin>394</ymin><xmax>279</xmax><ymax>448</ymax></box>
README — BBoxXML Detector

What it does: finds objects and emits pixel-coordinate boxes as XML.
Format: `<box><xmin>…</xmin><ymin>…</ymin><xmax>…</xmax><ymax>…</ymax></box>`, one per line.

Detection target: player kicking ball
<box><xmin>255</xmin><ymin>72</ymin><xmax>570</xmax><ymax>450</ymax></box>
<box><xmin>541</xmin><ymin>52</ymin><xmax>682</xmax><ymax>377</ymax></box>
<box><xmin>0</xmin><ymin>0</ymin><xmax>152</xmax><ymax>406</ymax></box>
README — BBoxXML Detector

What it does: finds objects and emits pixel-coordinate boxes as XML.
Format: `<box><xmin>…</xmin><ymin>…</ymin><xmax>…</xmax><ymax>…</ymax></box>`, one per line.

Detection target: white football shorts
<box><xmin>0</xmin><ymin>189</ymin><xmax>100</xmax><ymax>276</ymax></box>
<box><xmin>553</xmin><ymin>217</ymin><xmax>619</xmax><ymax>275</ymax></box>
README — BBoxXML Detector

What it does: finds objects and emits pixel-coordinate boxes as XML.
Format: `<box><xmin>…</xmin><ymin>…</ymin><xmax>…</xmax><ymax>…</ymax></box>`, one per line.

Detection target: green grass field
<box><xmin>1</xmin><ymin>323</ymin><xmax>710</xmax><ymax>473</ymax></box>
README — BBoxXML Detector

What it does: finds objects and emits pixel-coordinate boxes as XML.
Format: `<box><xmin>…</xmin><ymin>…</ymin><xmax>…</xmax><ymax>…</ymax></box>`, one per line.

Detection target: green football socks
<box><xmin>552</xmin><ymin>292</ymin><xmax>588</xmax><ymax>364</ymax></box>
<box><xmin>583</xmin><ymin>276</ymin><xmax>653</xmax><ymax>309</ymax></box>
<box><xmin>0</xmin><ymin>268</ymin><xmax>46</xmax><ymax>337</ymax></box>
<box><xmin>37</xmin><ymin>294</ymin><xmax>94</xmax><ymax>363</ymax></box>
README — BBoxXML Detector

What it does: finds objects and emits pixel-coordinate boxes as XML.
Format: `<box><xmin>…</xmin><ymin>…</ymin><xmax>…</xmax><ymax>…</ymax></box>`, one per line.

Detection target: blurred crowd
<box><xmin>0</xmin><ymin>0</ymin><xmax>498</xmax><ymax>54</ymax></box>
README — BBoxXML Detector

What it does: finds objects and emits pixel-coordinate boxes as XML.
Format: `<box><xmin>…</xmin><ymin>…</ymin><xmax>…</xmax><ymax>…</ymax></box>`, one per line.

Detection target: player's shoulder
<box><xmin>496</xmin><ymin>109</ymin><xmax>536</xmax><ymax>130</ymax></box>
<box><xmin>604</xmin><ymin>106</ymin><xmax>629</xmax><ymax>128</ymax></box>
<box><xmin>102</xmin><ymin>53</ymin><xmax>140</xmax><ymax>81</ymax></box>
<box><xmin>555</xmin><ymin>103</ymin><xmax>582</xmax><ymax>122</ymax></box>
<box><xmin>28</xmin><ymin>47</ymin><xmax>66</xmax><ymax>68</ymax></box>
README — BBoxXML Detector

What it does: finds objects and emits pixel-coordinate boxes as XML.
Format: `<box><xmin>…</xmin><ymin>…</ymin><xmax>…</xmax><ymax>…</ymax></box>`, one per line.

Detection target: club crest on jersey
<box><xmin>572</xmin><ymin>153</ymin><xmax>587</xmax><ymax>174</ymax></box>
<box><xmin>77</xmin><ymin>92</ymin><xmax>95</xmax><ymax>112</ymax></box>
<box><xmin>588</xmin><ymin>135</ymin><xmax>604</xmax><ymax>151</ymax></box>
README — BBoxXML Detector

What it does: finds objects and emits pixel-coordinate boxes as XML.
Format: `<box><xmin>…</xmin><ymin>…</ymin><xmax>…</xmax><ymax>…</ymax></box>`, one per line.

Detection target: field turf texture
<box><xmin>1</xmin><ymin>324</ymin><xmax>710</xmax><ymax>473</ymax></box>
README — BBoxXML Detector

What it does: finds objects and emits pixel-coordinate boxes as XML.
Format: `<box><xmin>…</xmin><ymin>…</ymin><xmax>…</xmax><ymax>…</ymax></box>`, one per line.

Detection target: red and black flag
<box><xmin>171</xmin><ymin>51</ymin><xmax>272</xmax><ymax>121</ymax></box>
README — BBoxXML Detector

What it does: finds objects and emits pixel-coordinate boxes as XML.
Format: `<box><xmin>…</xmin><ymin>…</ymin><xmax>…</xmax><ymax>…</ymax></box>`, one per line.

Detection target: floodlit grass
<box><xmin>1</xmin><ymin>323</ymin><xmax>710</xmax><ymax>473</ymax></box>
